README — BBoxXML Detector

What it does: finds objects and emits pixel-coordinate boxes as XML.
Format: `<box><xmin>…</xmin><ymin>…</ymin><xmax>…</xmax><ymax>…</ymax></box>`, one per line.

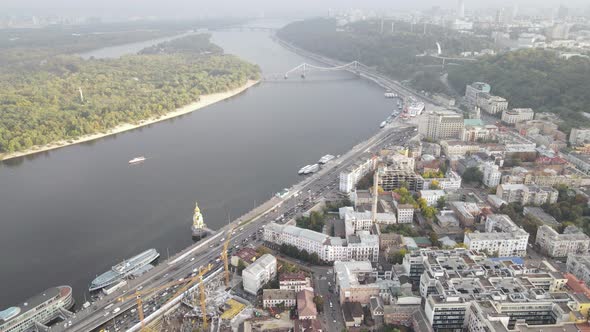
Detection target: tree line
<box><xmin>447</xmin><ymin>49</ymin><xmax>590</xmax><ymax>133</ymax></box>
<box><xmin>0</xmin><ymin>34</ymin><xmax>260</xmax><ymax>154</ymax></box>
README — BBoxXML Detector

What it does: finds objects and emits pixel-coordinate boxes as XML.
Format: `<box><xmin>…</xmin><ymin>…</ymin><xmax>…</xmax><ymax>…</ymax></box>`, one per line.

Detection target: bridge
<box><xmin>262</xmin><ymin>61</ymin><xmax>372</xmax><ymax>81</ymax></box>
<box><xmin>211</xmin><ymin>26</ymin><xmax>276</xmax><ymax>32</ymax></box>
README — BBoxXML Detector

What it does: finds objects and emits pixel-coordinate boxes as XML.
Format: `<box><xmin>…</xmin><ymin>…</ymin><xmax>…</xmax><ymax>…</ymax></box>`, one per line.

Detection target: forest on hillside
<box><xmin>277</xmin><ymin>18</ymin><xmax>492</xmax><ymax>92</ymax></box>
<box><xmin>447</xmin><ymin>49</ymin><xmax>590</xmax><ymax>132</ymax></box>
<box><xmin>0</xmin><ymin>34</ymin><xmax>260</xmax><ymax>154</ymax></box>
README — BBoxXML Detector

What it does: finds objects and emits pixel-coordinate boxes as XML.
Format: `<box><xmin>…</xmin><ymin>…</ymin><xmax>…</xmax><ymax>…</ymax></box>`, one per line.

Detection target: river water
<box><xmin>0</xmin><ymin>25</ymin><xmax>395</xmax><ymax>308</ymax></box>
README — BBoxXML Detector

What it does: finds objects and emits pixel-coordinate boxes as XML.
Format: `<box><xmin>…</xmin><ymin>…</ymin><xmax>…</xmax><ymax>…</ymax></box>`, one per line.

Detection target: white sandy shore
<box><xmin>0</xmin><ymin>79</ymin><xmax>260</xmax><ymax>161</ymax></box>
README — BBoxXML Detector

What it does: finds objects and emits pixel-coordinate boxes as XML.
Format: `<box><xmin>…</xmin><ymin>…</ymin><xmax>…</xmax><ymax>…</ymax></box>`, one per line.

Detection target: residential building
<box><xmin>339</xmin><ymin>155</ymin><xmax>377</xmax><ymax>192</ymax></box>
<box><xmin>536</xmin><ymin>225</ymin><xmax>590</xmax><ymax>258</ymax></box>
<box><xmin>462</xmin><ymin>124</ymin><xmax>499</xmax><ymax>142</ymax></box>
<box><xmin>450</xmin><ymin>201</ymin><xmax>481</xmax><ymax>227</ymax></box>
<box><xmin>387</xmin><ymin>153</ymin><xmax>415</xmax><ymax>171</ymax></box>
<box><xmin>264</xmin><ymin>223</ymin><xmax>379</xmax><ymax>262</ymax></box>
<box><xmin>523</xmin><ymin>207</ymin><xmax>559</xmax><ymax>227</ymax></box>
<box><xmin>564</xmin><ymin>152</ymin><xmax>590</xmax><ymax>175</ymax></box>
<box><xmin>567</xmin><ymin>255</ymin><xmax>590</xmax><ymax>286</ymax></box>
<box><xmin>496</xmin><ymin>183</ymin><xmax>559</xmax><ymax>206</ymax></box>
<box><xmin>420</xmin><ymin>190</ymin><xmax>446</xmax><ymax>206</ymax></box>
<box><xmin>334</xmin><ymin>261</ymin><xmax>379</xmax><ymax>305</ymax></box>
<box><xmin>342</xmin><ymin>302</ymin><xmax>364</xmax><ymax>327</ymax></box>
<box><xmin>297</xmin><ymin>290</ymin><xmax>317</xmax><ymax>320</ymax></box>
<box><xmin>423</xmin><ymin>171</ymin><xmax>462</xmax><ymax>190</ymax></box>
<box><xmin>570</xmin><ymin>128</ymin><xmax>590</xmax><ymax>146</ymax></box>
<box><xmin>475</xmin><ymin>92</ymin><xmax>508</xmax><ymax>114</ymax></box>
<box><xmin>501</xmin><ymin>108</ymin><xmax>534</xmax><ymax>124</ymax></box>
<box><xmin>482</xmin><ymin>161</ymin><xmax>502</xmax><ymax>187</ymax></box>
<box><xmin>279</xmin><ymin>272</ymin><xmax>312</xmax><ymax>292</ymax></box>
<box><xmin>464</xmin><ymin>214</ymin><xmax>529</xmax><ymax>257</ymax></box>
<box><xmin>242</xmin><ymin>254</ymin><xmax>277</xmax><ymax>295</ymax></box>
<box><xmin>419</xmin><ymin>110</ymin><xmax>465</xmax><ymax>140</ymax></box>
<box><xmin>410</xmin><ymin>249</ymin><xmax>572</xmax><ymax>332</ymax></box>
<box><xmin>395</xmin><ymin>203</ymin><xmax>415</xmax><ymax>224</ymax></box>
<box><xmin>465</xmin><ymin>82</ymin><xmax>491</xmax><ymax>108</ymax></box>
<box><xmin>263</xmin><ymin>289</ymin><xmax>297</xmax><ymax>308</ymax></box>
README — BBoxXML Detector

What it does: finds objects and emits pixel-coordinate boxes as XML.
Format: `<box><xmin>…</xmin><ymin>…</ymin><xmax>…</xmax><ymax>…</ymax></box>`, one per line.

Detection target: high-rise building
<box><xmin>418</xmin><ymin>110</ymin><xmax>464</xmax><ymax>140</ymax></box>
<box><xmin>457</xmin><ymin>0</ymin><xmax>465</xmax><ymax>18</ymax></box>
<box><xmin>482</xmin><ymin>162</ymin><xmax>501</xmax><ymax>188</ymax></box>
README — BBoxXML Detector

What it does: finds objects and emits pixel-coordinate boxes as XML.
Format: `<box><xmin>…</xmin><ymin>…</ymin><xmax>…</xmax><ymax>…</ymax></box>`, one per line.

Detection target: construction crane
<box><xmin>221</xmin><ymin>225</ymin><xmax>237</xmax><ymax>287</ymax></box>
<box><xmin>117</xmin><ymin>264</ymin><xmax>212</xmax><ymax>331</ymax></box>
<box><xmin>197</xmin><ymin>264</ymin><xmax>212</xmax><ymax>329</ymax></box>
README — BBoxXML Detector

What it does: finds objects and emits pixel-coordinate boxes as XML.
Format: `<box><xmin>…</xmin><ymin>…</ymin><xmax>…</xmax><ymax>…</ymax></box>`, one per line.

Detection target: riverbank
<box><xmin>0</xmin><ymin>79</ymin><xmax>260</xmax><ymax>161</ymax></box>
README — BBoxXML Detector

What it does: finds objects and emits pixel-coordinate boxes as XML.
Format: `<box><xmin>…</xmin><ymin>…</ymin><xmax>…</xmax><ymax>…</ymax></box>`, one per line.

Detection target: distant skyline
<box><xmin>1</xmin><ymin>0</ymin><xmax>589</xmax><ymax>19</ymax></box>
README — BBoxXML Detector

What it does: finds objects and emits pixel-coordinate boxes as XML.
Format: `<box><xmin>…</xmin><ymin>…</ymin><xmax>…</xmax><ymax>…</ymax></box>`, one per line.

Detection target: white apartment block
<box><xmin>570</xmin><ymin>128</ymin><xmax>590</xmax><ymax>146</ymax></box>
<box><xmin>339</xmin><ymin>155</ymin><xmax>377</xmax><ymax>193</ymax></box>
<box><xmin>264</xmin><ymin>223</ymin><xmax>379</xmax><ymax>262</ymax></box>
<box><xmin>424</xmin><ymin>171</ymin><xmax>462</xmax><ymax>190</ymax></box>
<box><xmin>567</xmin><ymin>254</ymin><xmax>590</xmax><ymax>286</ymax></box>
<box><xmin>496</xmin><ymin>183</ymin><xmax>559</xmax><ymax>206</ymax></box>
<box><xmin>536</xmin><ymin>225</ymin><xmax>590</xmax><ymax>258</ymax></box>
<box><xmin>482</xmin><ymin>162</ymin><xmax>501</xmax><ymax>187</ymax></box>
<box><xmin>464</xmin><ymin>214</ymin><xmax>529</xmax><ymax>257</ymax></box>
<box><xmin>501</xmin><ymin>108</ymin><xmax>534</xmax><ymax>124</ymax></box>
<box><xmin>242</xmin><ymin>254</ymin><xmax>277</xmax><ymax>295</ymax></box>
<box><xmin>395</xmin><ymin>203</ymin><xmax>415</xmax><ymax>224</ymax></box>
<box><xmin>418</xmin><ymin>110</ymin><xmax>465</xmax><ymax>140</ymax></box>
<box><xmin>419</xmin><ymin>190</ymin><xmax>446</xmax><ymax>206</ymax></box>
<box><xmin>476</xmin><ymin>93</ymin><xmax>508</xmax><ymax>115</ymax></box>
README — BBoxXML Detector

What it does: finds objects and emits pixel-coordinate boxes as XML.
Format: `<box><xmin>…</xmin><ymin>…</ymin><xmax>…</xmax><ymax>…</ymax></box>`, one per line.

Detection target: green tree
<box><xmin>313</xmin><ymin>296</ymin><xmax>325</xmax><ymax>312</ymax></box>
<box><xmin>462</xmin><ymin>167</ymin><xmax>483</xmax><ymax>184</ymax></box>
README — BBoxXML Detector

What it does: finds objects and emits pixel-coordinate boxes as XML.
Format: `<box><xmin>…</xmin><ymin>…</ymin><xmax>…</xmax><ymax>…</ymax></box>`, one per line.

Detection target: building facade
<box><xmin>476</xmin><ymin>92</ymin><xmax>508</xmax><ymax>115</ymax></box>
<box><xmin>536</xmin><ymin>225</ymin><xmax>590</xmax><ymax>258</ymax></box>
<box><xmin>482</xmin><ymin>162</ymin><xmax>502</xmax><ymax>187</ymax></box>
<box><xmin>501</xmin><ymin>108</ymin><xmax>534</xmax><ymax>124</ymax></box>
<box><xmin>339</xmin><ymin>155</ymin><xmax>377</xmax><ymax>193</ymax></box>
<box><xmin>419</xmin><ymin>110</ymin><xmax>465</xmax><ymax>140</ymax></box>
<box><xmin>242</xmin><ymin>254</ymin><xmax>277</xmax><ymax>295</ymax></box>
<box><xmin>496</xmin><ymin>183</ymin><xmax>559</xmax><ymax>206</ymax></box>
<box><xmin>464</xmin><ymin>214</ymin><xmax>529</xmax><ymax>257</ymax></box>
<box><xmin>465</xmin><ymin>82</ymin><xmax>491</xmax><ymax>108</ymax></box>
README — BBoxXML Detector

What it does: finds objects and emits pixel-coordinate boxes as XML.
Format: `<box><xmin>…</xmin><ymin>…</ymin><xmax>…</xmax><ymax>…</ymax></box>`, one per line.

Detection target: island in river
<box><xmin>0</xmin><ymin>34</ymin><xmax>260</xmax><ymax>159</ymax></box>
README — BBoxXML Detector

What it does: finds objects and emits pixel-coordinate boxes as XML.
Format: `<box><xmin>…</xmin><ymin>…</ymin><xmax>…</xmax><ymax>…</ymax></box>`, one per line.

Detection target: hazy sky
<box><xmin>2</xmin><ymin>0</ymin><xmax>588</xmax><ymax>18</ymax></box>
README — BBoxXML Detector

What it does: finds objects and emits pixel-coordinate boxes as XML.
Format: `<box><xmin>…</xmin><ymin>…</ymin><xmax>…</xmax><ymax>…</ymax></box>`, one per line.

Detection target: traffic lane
<box><xmin>311</xmin><ymin>267</ymin><xmax>343</xmax><ymax>332</ymax></box>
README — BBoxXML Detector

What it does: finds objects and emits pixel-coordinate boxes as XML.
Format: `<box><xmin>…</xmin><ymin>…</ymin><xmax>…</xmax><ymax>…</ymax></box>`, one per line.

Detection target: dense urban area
<box><xmin>5</xmin><ymin>2</ymin><xmax>590</xmax><ymax>332</ymax></box>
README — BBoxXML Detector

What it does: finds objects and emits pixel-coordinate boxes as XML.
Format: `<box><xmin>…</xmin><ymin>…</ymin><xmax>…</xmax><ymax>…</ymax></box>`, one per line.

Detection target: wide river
<box><xmin>0</xmin><ymin>24</ymin><xmax>395</xmax><ymax>308</ymax></box>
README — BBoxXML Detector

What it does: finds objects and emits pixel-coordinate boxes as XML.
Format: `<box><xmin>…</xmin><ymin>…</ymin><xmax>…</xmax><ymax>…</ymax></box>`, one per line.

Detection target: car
<box><xmin>190</xmin><ymin>257</ymin><xmax>195</xmax><ymax>262</ymax></box>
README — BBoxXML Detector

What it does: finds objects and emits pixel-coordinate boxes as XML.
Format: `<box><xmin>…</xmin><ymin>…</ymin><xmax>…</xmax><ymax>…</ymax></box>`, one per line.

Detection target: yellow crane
<box><xmin>117</xmin><ymin>264</ymin><xmax>212</xmax><ymax>331</ymax></box>
<box><xmin>197</xmin><ymin>264</ymin><xmax>212</xmax><ymax>329</ymax></box>
<box><xmin>221</xmin><ymin>226</ymin><xmax>237</xmax><ymax>287</ymax></box>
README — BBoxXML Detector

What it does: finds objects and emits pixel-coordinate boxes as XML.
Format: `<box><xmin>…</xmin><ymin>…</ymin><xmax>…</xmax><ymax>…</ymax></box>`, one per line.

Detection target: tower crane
<box><xmin>221</xmin><ymin>225</ymin><xmax>237</xmax><ymax>287</ymax></box>
<box><xmin>117</xmin><ymin>264</ymin><xmax>212</xmax><ymax>331</ymax></box>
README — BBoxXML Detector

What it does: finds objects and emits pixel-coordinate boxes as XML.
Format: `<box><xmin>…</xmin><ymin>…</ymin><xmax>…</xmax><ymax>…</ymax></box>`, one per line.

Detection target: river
<box><xmin>0</xmin><ymin>23</ymin><xmax>395</xmax><ymax>308</ymax></box>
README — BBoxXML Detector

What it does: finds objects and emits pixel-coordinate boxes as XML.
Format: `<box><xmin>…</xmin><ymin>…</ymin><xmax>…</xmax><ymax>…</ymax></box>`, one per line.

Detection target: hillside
<box><xmin>277</xmin><ymin>18</ymin><xmax>492</xmax><ymax>93</ymax></box>
<box><xmin>448</xmin><ymin>49</ymin><xmax>590</xmax><ymax>132</ymax></box>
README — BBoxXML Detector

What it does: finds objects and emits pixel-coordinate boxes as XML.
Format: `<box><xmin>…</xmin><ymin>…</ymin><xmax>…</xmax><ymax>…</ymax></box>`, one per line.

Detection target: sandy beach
<box><xmin>0</xmin><ymin>79</ymin><xmax>260</xmax><ymax>161</ymax></box>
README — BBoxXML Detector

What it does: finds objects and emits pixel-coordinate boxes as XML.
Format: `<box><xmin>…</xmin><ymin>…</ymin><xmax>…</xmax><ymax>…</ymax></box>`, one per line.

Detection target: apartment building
<box><xmin>263</xmin><ymin>289</ymin><xmax>297</xmax><ymax>308</ymax></box>
<box><xmin>570</xmin><ymin>128</ymin><xmax>590</xmax><ymax>146</ymax></box>
<box><xmin>496</xmin><ymin>183</ymin><xmax>559</xmax><ymax>206</ymax></box>
<box><xmin>482</xmin><ymin>161</ymin><xmax>502</xmax><ymax>187</ymax></box>
<box><xmin>419</xmin><ymin>110</ymin><xmax>465</xmax><ymax>140</ymax></box>
<box><xmin>536</xmin><ymin>225</ymin><xmax>590</xmax><ymax>258</ymax></box>
<box><xmin>423</xmin><ymin>171</ymin><xmax>462</xmax><ymax>190</ymax></box>
<box><xmin>395</xmin><ymin>203</ymin><xmax>415</xmax><ymax>224</ymax></box>
<box><xmin>264</xmin><ymin>223</ymin><xmax>379</xmax><ymax>262</ymax></box>
<box><xmin>333</xmin><ymin>261</ymin><xmax>380</xmax><ymax>305</ymax></box>
<box><xmin>279</xmin><ymin>272</ymin><xmax>312</xmax><ymax>292</ymax></box>
<box><xmin>462</xmin><ymin>124</ymin><xmax>499</xmax><ymax>142</ymax></box>
<box><xmin>567</xmin><ymin>254</ymin><xmax>590</xmax><ymax>286</ymax></box>
<box><xmin>501</xmin><ymin>108</ymin><xmax>534</xmax><ymax>125</ymax></box>
<box><xmin>464</xmin><ymin>214</ymin><xmax>529</xmax><ymax>257</ymax></box>
<box><xmin>379</xmin><ymin>168</ymin><xmax>425</xmax><ymax>192</ymax></box>
<box><xmin>339</xmin><ymin>155</ymin><xmax>377</xmax><ymax>192</ymax></box>
<box><xmin>449</xmin><ymin>201</ymin><xmax>481</xmax><ymax>227</ymax></box>
<box><xmin>475</xmin><ymin>92</ymin><xmax>508</xmax><ymax>114</ymax></box>
<box><xmin>420</xmin><ymin>190</ymin><xmax>446</xmax><ymax>206</ymax></box>
<box><xmin>242</xmin><ymin>254</ymin><xmax>277</xmax><ymax>295</ymax></box>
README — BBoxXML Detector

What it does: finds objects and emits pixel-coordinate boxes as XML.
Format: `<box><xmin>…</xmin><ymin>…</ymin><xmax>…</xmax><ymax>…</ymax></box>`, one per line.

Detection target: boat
<box><xmin>191</xmin><ymin>202</ymin><xmax>208</xmax><ymax>239</ymax></box>
<box><xmin>380</xmin><ymin>121</ymin><xmax>387</xmax><ymax>128</ymax></box>
<box><xmin>305</xmin><ymin>164</ymin><xmax>320</xmax><ymax>174</ymax></box>
<box><xmin>384</xmin><ymin>92</ymin><xmax>396</xmax><ymax>98</ymax></box>
<box><xmin>0</xmin><ymin>286</ymin><xmax>74</xmax><ymax>332</ymax></box>
<box><xmin>298</xmin><ymin>165</ymin><xmax>310</xmax><ymax>175</ymax></box>
<box><xmin>318</xmin><ymin>154</ymin><xmax>335</xmax><ymax>164</ymax></box>
<box><xmin>89</xmin><ymin>249</ymin><xmax>159</xmax><ymax>291</ymax></box>
<box><xmin>128</xmin><ymin>156</ymin><xmax>146</xmax><ymax>164</ymax></box>
<box><xmin>275</xmin><ymin>188</ymin><xmax>290</xmax><ymax>198</ymax></box>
